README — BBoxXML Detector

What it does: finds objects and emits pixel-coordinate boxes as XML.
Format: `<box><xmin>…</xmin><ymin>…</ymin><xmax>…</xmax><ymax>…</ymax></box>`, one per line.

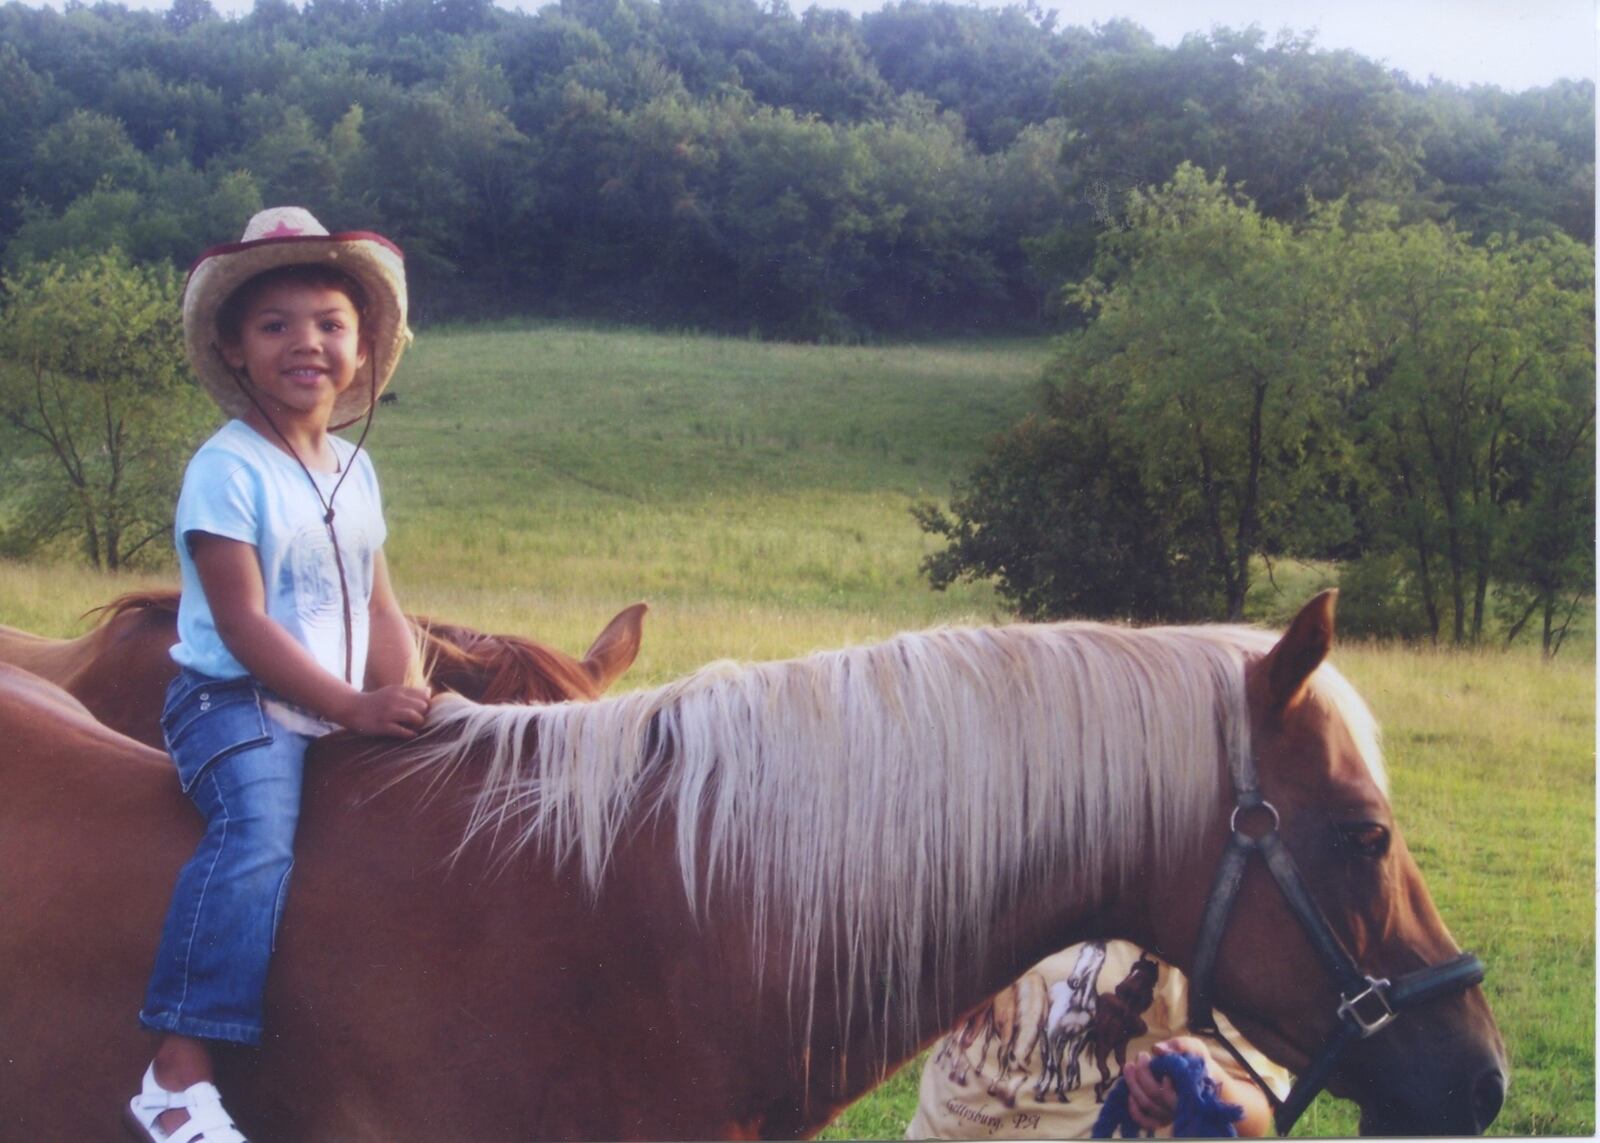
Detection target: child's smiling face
<box><xmin>221</xmin><ymin>280</ymin><xmax>369</xmax><ymax>427</ymax></box>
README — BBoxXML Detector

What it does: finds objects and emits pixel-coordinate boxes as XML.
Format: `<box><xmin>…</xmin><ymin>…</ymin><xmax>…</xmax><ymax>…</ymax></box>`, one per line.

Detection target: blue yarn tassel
<box><xmin>1090</xmin><ymin>1051</ymin><xmax>1244</xmax><ymax>1138</ymax></box>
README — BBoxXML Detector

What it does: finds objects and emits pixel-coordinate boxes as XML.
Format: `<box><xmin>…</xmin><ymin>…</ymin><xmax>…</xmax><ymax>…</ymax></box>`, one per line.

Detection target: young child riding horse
<box><xmin>127</xmin><ymin>208</ymin><xmax>432</xmax><ymax>1143</ymax></box>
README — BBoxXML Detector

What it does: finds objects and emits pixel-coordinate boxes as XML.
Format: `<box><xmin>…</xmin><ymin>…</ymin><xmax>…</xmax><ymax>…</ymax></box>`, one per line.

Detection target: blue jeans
<box><xmin>139</xmin><ymin>668</ymin><xmax>312</xmax><ymax>1046</ymax></box>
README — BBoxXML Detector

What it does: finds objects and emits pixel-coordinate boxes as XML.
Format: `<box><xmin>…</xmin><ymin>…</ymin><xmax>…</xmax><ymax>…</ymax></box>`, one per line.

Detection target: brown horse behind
<box><xmin>0</xmin><ymin>594</ymin><xmax>1506</xmax><ymax>1139</ymax></box>
<box><xmin>0</xmin><ymin>590</ymin><xmax>646</xmax><ymax>747</ymax></box>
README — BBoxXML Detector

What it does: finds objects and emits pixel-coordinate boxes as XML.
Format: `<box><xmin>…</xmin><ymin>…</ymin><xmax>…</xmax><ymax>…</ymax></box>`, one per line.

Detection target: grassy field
<box><xmin>0</xmin><ymin>321</ymin><xmax>1591</xmax><ymax>1137</ymax></box>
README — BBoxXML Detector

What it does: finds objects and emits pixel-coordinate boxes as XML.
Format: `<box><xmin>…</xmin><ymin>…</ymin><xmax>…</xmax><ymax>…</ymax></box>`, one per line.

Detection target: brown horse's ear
<box><xmin>1264</xmin><ymin>590</ymin><xmax>1337</xmax><ymax>710</ymax></box>
<box><xmin>582</xmin><ymin>603</ymin><xmax>647</xmax><ymax>693</ymax></box>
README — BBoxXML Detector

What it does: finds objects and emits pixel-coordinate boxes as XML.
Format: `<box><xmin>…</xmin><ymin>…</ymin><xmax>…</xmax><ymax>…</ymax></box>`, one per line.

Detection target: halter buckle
<box><xmin>1338</xmin><ymin>976</ymin><xmax>1397</xmax><ymax>1037</ymax></box>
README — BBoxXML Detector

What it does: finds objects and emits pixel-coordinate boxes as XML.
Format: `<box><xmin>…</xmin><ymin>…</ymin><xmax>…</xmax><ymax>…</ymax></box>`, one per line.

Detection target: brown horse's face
<box><xmin>1159</xmin><ymin>594</ymin><xmax>1507</xmax><ymax>1135</ymax></box>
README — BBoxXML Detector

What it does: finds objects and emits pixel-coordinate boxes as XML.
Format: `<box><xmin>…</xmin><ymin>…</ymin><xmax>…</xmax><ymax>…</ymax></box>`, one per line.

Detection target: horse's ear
<box><xmin>582</xmin><ymin>603</ymin><xmax>647</xmax><ymax>693</ymax></box>
<box><xmin>1264</xmin><ymin>590</ymin><xmax>1337</xmax><ymax>711</ymax></box>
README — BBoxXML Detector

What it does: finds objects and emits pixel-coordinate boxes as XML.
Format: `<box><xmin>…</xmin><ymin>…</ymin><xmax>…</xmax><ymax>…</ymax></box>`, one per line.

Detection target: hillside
<box><xmin>1</xmin><ymin>322</ymin><xmax>1052</xmax><ymax>671</ymax></box>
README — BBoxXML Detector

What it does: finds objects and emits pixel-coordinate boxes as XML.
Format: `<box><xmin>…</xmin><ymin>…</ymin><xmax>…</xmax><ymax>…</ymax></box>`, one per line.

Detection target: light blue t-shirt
<box><xmin>170</xmin><ymin>419</ymin><xmax>388</xmax><ymax>694</ymax></box>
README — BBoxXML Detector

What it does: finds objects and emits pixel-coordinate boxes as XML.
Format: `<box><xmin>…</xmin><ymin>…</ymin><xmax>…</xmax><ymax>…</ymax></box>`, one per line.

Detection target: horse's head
<box><xmin>1153</xmin><ymin>592</ymin><xmax>1506</xmax><ymax>1135</ymax></box>
<box><xmin>1116</xmin><ymin>955</ymin><xmax>1159</xmax><ymax>1004</ymax></box>
<box><xmin>413</xmin><ymin>603</ymin><xmax>647</xmax><ymax>704</ymax></box>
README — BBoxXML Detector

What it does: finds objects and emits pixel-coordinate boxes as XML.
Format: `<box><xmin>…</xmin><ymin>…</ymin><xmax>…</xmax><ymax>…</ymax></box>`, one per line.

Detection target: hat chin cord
<box><xmin>215</xmin><ymin>344</ymin><xmax>381</xmax><ymax>688</ymax></box>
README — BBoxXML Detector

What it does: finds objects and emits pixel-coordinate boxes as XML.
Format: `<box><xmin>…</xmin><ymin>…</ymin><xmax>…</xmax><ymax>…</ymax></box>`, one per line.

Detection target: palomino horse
<box><xmin>0</xmin><ymin>590</ymin><xmax>647</xmax><ymax>747</ymax></box>
<box><xmin>0</xmin><ymin>593</ymin><xmax>1505</xmax><ymax>1138</ymax></box>
<box><xmin>978</xmin><ymin>971</ymin><xmax>1049</xmax><ymax>1108</ymax></box>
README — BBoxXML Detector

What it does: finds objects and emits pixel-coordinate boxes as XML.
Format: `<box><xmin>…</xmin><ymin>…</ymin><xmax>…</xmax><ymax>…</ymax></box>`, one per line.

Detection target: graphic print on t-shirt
<box><xmin>919</xmin><ymin>942</ymin><xmax>1169</xmax><ymax>1137</ymax></box>
<box><xmin>288</xmin><ymin>522</ymin><xmax>344</xmax><ymax>625</ymax></box>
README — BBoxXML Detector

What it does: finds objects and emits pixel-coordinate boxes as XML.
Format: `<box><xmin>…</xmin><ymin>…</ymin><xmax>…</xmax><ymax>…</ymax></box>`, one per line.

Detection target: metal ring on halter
<box><xmin>1229</xmin><ymin>799</ymin><xmax>1280</xmax><ymax>838</ymax></box>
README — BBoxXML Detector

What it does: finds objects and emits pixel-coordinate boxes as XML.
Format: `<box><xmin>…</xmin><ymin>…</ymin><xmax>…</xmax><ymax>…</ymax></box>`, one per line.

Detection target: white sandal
<box><xmin>125</xmin><ymin>1063</ymin><xmax>248</xmax><ymax>1143</ymax></box>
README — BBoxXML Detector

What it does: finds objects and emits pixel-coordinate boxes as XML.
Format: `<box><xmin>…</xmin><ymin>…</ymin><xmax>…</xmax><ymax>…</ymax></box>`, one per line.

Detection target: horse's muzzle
<box><xmin>1356</xmin><ymin>1059</ymin><xmax>1508</xmax><ymax>1136</ymax></box>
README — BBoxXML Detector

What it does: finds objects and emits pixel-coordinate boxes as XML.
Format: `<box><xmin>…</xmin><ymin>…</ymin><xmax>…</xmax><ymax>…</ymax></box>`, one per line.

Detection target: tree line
<box><xmin>0</xmin><ymin>0</ymin><xmax>1592</xmax><ymax>335</ymax></box>
<box><xmin>0</xmin><ymin>0</ymin><xmax>1592</xmax><ymax>646</ymax></box>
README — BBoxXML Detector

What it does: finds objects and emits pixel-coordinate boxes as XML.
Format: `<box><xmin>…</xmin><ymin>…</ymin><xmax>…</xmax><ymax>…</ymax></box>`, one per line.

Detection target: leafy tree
<box><xmin>523</xmin><ymin>79</ymin><xmax>628</xmax><ymax>311</ymax></box>
<box><xmin>1064</xmin><ymin>27</ymin><xmax>1428</xmax><ymax>219</ymax></box>
<box><xmin>919</xmin><ymin>167</ymin><xmax>1356</xmax><ymax>618</ymax></box>
<box><xmin>849</xmin><ymin>101</ymin><xmax>1003</xmax><ymax>331</ymax></box>
<box><xmin>1495</xmin><ymin>381</ymin><xmax>1594</xmax><ymax>657</ymax></box>
<box><xmin>590</xmin><ymin>90</ymin><xmax>741</xmax><ymax>325</ymax></box>
<box><xmin>6</xmin><ymin>161</ymin><xmax>260</xmax><ymax>270</ymax></box>
<box><xmin>238</xmin><ymin>102</ymin><xmax>340</xmax><ymax>210</ymax></box>
<box><xmin>1350</xmin><ymin>222</ymin><xmax>1595</xmax><ymax>645</ymax></box>
<box><xmin>1334</xmin><ymin>551</ymin><xmax>1436</xmax><ymax>642</ymax></box>
<box><xmin>862</xmin><ymin>0</ymin><xmax>1076</xmax><ymax>152</ymax></box>
<box><xmin>1417</xmin><ymin>79</ymin><xmax>1595</xmax><ymax>244</ymax></box>
<box><xmin>247</xmin><ymin>0</ymin><xmax>299</xmax><ymax>34</ymax></box>
<box><xmin>7</xmin><ymin>188</ymin><xmax>151</xmax><ymax>269</ymax></box>
<box><xmin>337</xmin><ymin>67</ymin><xmax>537</xmax><ymax>314</ymax></box>
<box><xmin>718</xmin><ymin>102</ymin><xmax>873</xmax><ymax>337</ymax></box>
<box><xmin>0</xmin><ymin>252</ymin><xmax>214</xmax><ymax>569</ymax></box>
<box><xmin>0</xmin><ymin>43</ymin><xmax>53</xmax><ymax>243</ymax></box>
<box><xmin>921</xmin><ymin>167</ymin><xmax>1594</xmax><ymax>633</ymax></box>
<box><xmin>496</xmin><ymin>11</ymin><xmax>613</xmax><ymax>133</ymax></box>
<box><xmin>165</xmin><ymin>0</ymin><xmax>217</xmax><ymax>34</ymax></box>
<box><xmin>644</xmin><ymin>0</ymin><xmax>889</xmax><ymax>120</ymax></box>
<box><xmin>103</xmin><ymin>67</ymin><xmax>229</xmax><ymax>158</ymax></box>
<box><xmin>437</xmin><ymin>54</ymin><xmax>539</xmax><ymax>298</ymax></box>
<box><xmin>1046</xmin><ymin>165</ymin><xmax>1360</xmax><ymax>618</ymax></box>
<box><xmin>27</xmin><ymin>109</ymin><xmax>150</xmax><ymax>210</ymax></box>
<box><xmin>988</xmin><ymin>117</ymin><xmax>1080</xmax><ymax>321</ymax></box>
<box><xmin>765</xmin><ymin>6</ymin><xmax>893</xmax><ymax>123</ymax></box>
<box><xmin>913</xmin><ymin>390</ymin><xmax>1218</xmax><ymax>621</ymax></box>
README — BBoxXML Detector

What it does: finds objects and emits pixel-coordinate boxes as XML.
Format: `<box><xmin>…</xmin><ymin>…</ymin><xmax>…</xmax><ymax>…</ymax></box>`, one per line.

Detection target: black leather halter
<box><xmin>1185</xmin><ymin>750</ymin><xmax>1487</xmax><ymax>1135</ymax></box>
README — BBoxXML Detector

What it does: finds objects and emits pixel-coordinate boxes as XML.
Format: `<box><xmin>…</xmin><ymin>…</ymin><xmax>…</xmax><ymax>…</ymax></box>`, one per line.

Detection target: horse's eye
<box><xmin>1338</xmin><ymin>822</ymin><xmax>1391</xmax><ymax>859</ymax></box>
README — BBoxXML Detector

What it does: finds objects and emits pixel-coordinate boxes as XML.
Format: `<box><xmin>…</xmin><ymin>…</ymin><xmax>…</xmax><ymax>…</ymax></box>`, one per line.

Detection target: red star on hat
<box><xmin>261</xmin><ymin>220</ymin><xmax>304</xmax><ymax>238</ymax></box>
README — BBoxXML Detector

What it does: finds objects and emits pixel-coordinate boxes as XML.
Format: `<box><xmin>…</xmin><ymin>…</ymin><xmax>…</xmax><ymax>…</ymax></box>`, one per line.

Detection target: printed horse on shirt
<box><xmin>1036</xmin><ymin>940</ymin><xmax>1107</xmax><ymax>1102</ymax></box>
<box><xmin>0</xmin><ymin>593</ymin><xmax>1507</xmax><ymax>1139</ymax></box>
<box><xmin>0</xmin><ymin>590</ymin><xmax>647</xmax><ymax>746</ymax></box>
<box><xmin>975</xmin><ymin>970</ymin><xmax>1049</xmax><ymax>1108</ymax></box>
<box><xmin>934</xmin><ymin>1006</ymin><xmax>987</xmax><ymax>1087</ymax></box>
<box><xmin>1088</xmin><ymin>954</ymin><xmax>1161</xmax><ymax>1102</ymax></box>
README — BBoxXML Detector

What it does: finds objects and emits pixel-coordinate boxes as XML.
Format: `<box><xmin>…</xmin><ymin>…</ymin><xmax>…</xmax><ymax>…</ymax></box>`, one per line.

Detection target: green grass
<box><xmin>375</xmin><ymin>323</ymin><xmax>1043</xmax><ymax>659</ymax></box>
<box><xmin>0</xmin><ymin>320</ymin><xmax>1591</xmax><ymax>1136</ymax></box>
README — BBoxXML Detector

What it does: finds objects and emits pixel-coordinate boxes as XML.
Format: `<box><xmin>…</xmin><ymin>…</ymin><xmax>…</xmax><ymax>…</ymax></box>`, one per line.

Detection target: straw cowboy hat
<box><xmin>183</xmin><ymin>206</ymin><xmax>412</xmax><ymax>429</ymax></box>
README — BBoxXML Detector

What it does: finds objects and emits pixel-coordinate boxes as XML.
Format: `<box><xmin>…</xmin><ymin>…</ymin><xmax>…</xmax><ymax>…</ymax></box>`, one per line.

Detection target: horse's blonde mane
<box><xmin>395</xmin><ymin>619</ymin><xmax>1384</xmax><ymax>1042</ymax></box>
